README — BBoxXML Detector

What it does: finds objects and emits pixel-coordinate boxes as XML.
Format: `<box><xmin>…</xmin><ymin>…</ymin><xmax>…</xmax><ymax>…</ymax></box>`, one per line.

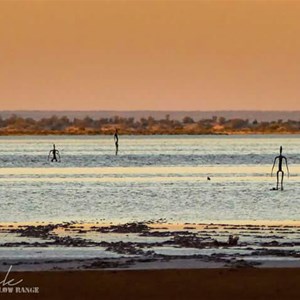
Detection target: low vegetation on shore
<box><xmin>0</xmin><ymin>114</ymin><xmax>300</xmax><ymax>135</ymax></box>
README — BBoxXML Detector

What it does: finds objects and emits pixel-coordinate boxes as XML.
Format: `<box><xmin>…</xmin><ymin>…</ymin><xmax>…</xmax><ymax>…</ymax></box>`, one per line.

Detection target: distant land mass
<box><xmin>1</xmin><ymin>110</ymin><xmax>300</xmax><ymax>135</ymax></box>
<box><xmin>0</xmin><ymin>110</ymin><xmax>300</xmax><ymax>122</ymax></box>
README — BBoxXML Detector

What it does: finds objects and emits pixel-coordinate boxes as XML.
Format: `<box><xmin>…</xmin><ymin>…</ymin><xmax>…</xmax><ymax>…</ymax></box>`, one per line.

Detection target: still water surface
<box><xmin>0</xmin><ymin>135</ymin><xmax>299</xmax><ymax>223</ymax></box>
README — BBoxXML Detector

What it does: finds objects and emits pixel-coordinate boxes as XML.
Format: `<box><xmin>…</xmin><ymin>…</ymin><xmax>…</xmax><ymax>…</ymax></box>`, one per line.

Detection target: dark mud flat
<box><xmin>0</xmin><ymin>222</ymin><xmax>299</xmax><ymax>270</ymax></box>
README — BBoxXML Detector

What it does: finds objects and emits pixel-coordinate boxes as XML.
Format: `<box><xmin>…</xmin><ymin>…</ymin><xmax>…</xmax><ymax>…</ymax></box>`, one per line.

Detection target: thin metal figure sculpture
<box><xmin>271</xmin><ymin>146</ymin><xmax>289</xmax><ymax>190</ymax></box>
<box><xmin>114</xmin><ymin>129</ymin><xmax>119</xmax><ymax>156</ymax></box>
<box><xmin>48</xmin><ymin>144</ymin><xmax>61</xmax><ymax>162</ymax></box>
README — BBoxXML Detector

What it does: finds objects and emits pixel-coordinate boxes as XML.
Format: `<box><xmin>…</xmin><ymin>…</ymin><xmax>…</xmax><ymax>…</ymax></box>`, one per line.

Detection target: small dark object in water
<box><xmin>207</xmin><ymin>177</ymin><xmax>211</xmax><ymax>181</ymax></box>
<box><xmin>114</xmin><ymin>128</ymin><xmax>119</xmax><ymax>155</ymax></box>
<box><xmin>228</xmin><ymin>235</ymin><xmax>239</xmax><ymax>246</ymax></box>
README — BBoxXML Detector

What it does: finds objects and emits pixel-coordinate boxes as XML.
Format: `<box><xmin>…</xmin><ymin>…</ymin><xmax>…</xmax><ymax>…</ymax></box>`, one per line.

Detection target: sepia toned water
<box><xmin>0</xmin><ymin>135</ymin><xmax>299</xmax><ymax>223</ymax></box>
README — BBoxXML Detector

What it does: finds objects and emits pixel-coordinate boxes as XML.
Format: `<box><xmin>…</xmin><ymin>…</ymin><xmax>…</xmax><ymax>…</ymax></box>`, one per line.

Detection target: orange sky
<box><xmin>0</xmin><ymin>0</ymin><xmax>300</xmax><ymax>111</ymax></box>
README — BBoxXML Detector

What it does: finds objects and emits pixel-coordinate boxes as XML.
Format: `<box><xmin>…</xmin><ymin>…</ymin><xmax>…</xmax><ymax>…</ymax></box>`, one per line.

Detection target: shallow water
<box><xmin>0</xmin><ymin>135</ymin><xmax>299</xmax><ymax>223</ymax></box>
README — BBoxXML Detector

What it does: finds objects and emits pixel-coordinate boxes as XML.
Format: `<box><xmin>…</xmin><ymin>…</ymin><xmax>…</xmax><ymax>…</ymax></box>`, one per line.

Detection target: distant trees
<box><xmin>182</xmin><ymin>116</ymin><xmax>194</xmax><ymax>124</ymax></box>
<box><xmin>218</xmin><ymin>117</ymin><xmax>226</xmax><ymax>125</ymax></box>
<box><xmin>226</xmin><ymin>118</ymin><xmax>249</xmax><ymax>130</ymax></box>
<box><xmin>0</xmin><ymin>114</ymin><xmax>299</xmax><ymax>135</ymax></box>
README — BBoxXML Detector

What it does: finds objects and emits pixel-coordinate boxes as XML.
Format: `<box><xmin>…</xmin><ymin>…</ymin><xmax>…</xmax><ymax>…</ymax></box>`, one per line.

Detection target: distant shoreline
<box><xmin>1</xmin><ymin>131</ymin><xmax>300</xmax><ymax>136</ymax></box>
<box><xmin>1</xmin><ymin>114</ymin><xmax>300</xmax><ymax>135</ymax></box>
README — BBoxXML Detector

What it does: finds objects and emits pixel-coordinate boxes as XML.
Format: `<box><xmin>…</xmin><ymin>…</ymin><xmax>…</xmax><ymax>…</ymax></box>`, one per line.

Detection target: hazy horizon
<box><xmin>1</xmin><ymin>109</ymin><xmax>299</xmax><ymax>112</ymax></box>
<box><xmin>1</xmin><ymin>110</ymin><xmax>299</xmax><ymax>122</ymax></box>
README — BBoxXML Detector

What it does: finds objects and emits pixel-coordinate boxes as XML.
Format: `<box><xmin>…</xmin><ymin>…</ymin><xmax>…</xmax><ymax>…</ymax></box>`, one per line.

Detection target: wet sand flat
<box><xmin>0</xmin><ymin>221</ymin><xmax>300</xmax><ymax>271</ymax></box>
<box><xmin>1</xmin><ymin>268</ymin><xmax>300</xmax><ymax>300</ymax></box>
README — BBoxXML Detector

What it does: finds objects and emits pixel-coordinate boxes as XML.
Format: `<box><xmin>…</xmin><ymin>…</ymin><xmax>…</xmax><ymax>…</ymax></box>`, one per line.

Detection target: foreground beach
<box><xmin>0</xmin><ymin>221</ymin><xmax>299</xmax><ymax>300</ymax></box>
<box><xmin>1</xmin><ymin>268</ymin><xmax>300</xmax><ymax>300</ymax></box>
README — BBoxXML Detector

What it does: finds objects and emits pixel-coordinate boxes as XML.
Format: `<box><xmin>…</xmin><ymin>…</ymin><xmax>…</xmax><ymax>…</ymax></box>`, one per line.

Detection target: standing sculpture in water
<box><xmin>271</xmin><ymin>146</ymin><xmax>289</xmax><ymax>190</ymax></box>
<box><xmin>48</xmin><ymin>144</ymin><xmax>61</xmax><ymax>162</ymax></box>
<box><xmin>114</xmin><ymin>129</ymin><xmax>119</xmax><ymax>156</ymax></box>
